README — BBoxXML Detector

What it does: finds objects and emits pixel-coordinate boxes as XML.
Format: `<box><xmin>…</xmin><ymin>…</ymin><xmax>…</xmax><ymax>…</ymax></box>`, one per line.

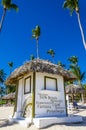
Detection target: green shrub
<box><xmin>0</xmin><ymin>100</ymin><xmax>6</xmax><ymax>105</ymax></box>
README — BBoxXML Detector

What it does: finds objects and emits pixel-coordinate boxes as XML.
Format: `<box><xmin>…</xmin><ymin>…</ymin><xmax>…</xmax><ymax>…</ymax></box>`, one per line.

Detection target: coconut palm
<box><xmin>0</xmin><ymin>69</ymin><xmax>6</xmax><ymax>83</ymax></box>
<box><xmin>0</xmin><ymin>86</ymin><xmax>3</xmax><ymax>97</ymax></box>
<box><xmin>0</xmin><ymin>0</ymin><xmax>18</xmax><ymax>31</ymax></box>
<box><xmin>0</xmin><ymin>86</ymin><xmax>6</xmax><ymax>97</ymax></box>
<box><xmin>32</xmin><ymin>25</ymin><xmax>41</xmax><ymax>59</ymax></box>
<box><xmin>8</xmin><ymin>62</ymin><xmax>13</xmax><ymax>74</ymax></box>
<box><xmin>30</xmin><ymin>55</ymin><xmax>35</xmax><ymax>61</ymax></box>
<box><xmin>83</xmin><ymin>84</ymin><xmax>86</xmax><ymax>90</ymax></box>
<box><xmin>70</xmin><ymin>65</ymin><xmax>85</xmax><ymax>86</ymax></box>
<box><xmin>57</xmin><ymin>61</ymin><xmax>65</xmax><ymax>68</ymax></box>
<box><xmin>6</xmin><ymin>85</ymin><xmax>16</xmax><ymax>94</ymax></box>
<box><xmin>68</xmin><ymin>56</ymin><xmax>85</xmax><ymax>86</ymax></box>
<box><xmin>47</xmin><ymin>49</ymin><xmax>55</xmax><ymax>62</ymax></box>
<box><xmin>68</xmin><ymin>56</ymin><xmax>78</xmax><ymax>65</ymax></box>
<box><xmin>63</xmin><ymin>0</ymin><xmax>86</xmax><ymax>50</ymax></box>
<box><xmin>0</xmin><ymin>69</ymin><xmax>6</xmax><ymax>97</ymax></box>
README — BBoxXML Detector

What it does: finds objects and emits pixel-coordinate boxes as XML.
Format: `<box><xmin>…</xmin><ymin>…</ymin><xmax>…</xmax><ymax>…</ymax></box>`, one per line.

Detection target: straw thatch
<box><xmin>5</xmin><ymin>59</ymin><xmax>76</xmax><ymax>85</ymax></box>
<box><xmin>2</xmin><ymin>93</ymin><xmax>15</xmax><ymax>100</ymax></box>
<box><xmin>65</xmin><ymin>84</ymin><xmax>85</xmax><ymax>94</ymax></box>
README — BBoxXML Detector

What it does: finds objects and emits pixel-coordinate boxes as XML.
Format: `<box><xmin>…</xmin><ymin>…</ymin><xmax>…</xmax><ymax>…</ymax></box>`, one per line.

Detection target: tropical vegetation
<box><xmin>32</xmin><ymin>25</ymin><xmax>41</xmax><ymax>59</ymax></box>
<box><xmin>8</xmin><ymin>61</ymin><xmax>14</xmax><ymax>74</ymax></box>
<box><xmin>0</xmin><ymin>69</ymin><xmax>6</xmax><ymax>97</ymax></box>
<box><xmin>68</xmin><ymin>56</ymin><xmax>85</xmax><ymax>86</ymax></box>
<box><xmin>47</xmin><ymin>49</ymin><xmax>55</xmax><ymax>62</ymax></box>
<box><xmin>0</xmin><ymin>86</ymin><xmax>6</xmax><ymax>97</ymax></box>
<box><xmin>57</xmin><ymin>61</ymin><xmax>65</xmax><ymax>68</ymax></box>
<box><xmin>30</xmin><ymin>55</ymin><xmax>35</xmax><ymax>60</ymax></box>
<box><xmin>0</xmin><ymin>69</ymin><xmax>6</xmax><ymax>84</ymax></box>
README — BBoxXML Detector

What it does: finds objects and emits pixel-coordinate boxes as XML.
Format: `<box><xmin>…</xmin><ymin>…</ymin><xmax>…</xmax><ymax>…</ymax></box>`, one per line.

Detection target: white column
<box><xmin>81</xmin><ymin>93</ymin><xmax>84</xmax><ymax>103</ymax></box>
<box><xmin>14</xmin><ymin>79</ymin><xmax>23</xmax><ymax>118</ymax></box>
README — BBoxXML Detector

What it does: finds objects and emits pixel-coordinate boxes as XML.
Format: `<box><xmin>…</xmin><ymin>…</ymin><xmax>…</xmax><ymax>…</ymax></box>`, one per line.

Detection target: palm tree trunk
<box><xmin>78</xmin><ymin>80</ymin><xmax>82</xmax><ymax>88</ymax></box>
<box><xmin>76</xmin><ymin>12</ymin><xmax>86</xmax><ymax>50</ymax></box>
<box><xmin>36</xmin><ymin>39</ymin><xmax>39</xmax><ymax>59</ymax></box>
<box><xmin>0</xmin><ymin>8</ymin><xmax>6</xmax><ymax>32</ymax></box>
<box><xmin>10</xmin><ymin>67</ymin><xmax>12</xmax><ymax>74</ymax></box>
<box><xmin>52</xmin><ymin>56</ymin><xmax>54</xmax><ymax>63</ymax></box>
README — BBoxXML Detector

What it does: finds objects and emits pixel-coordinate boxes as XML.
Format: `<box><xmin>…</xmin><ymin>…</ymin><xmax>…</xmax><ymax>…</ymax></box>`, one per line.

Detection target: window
<box><xmin>44</xmin><ymin>76</ymin><xmax>57</xmax><ymax>91</ymax></box>
<box><xmin>24</xmin><ymin>76</ymin><xmax>31</xmax><ymax>94</ymax></box>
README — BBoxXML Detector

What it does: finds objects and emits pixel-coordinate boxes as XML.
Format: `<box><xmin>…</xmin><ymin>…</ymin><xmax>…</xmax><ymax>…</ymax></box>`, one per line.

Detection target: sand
<box><xmin>0</xmin><ymin>104</ymin><xmax>86</xmax><ymax>130</ymax></box>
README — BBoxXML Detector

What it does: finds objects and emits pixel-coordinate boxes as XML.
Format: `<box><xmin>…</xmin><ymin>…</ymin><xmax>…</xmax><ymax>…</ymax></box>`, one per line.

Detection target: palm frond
<box><xmin>2</xmin><ymin>0</ymin><xmax>11</xmax><ymax>9</ymax></box>
<box><xmin>8</xmin><ymin>62</ymin><xmax>13</xmax><ymax>68</ymax></box>
<box><xmin>32</xmin><ymin>26</ymin><xmax>40</xmax><ymax>39</ymax></box>
<box><xmin>63</xmin><ymin>0</ymin><xmax>79</xmax><ymax>15</ymax></box>
<box><xmin>35</xmin><ymin>26</ymin><xmax>40</xmax><ymax>36</ymax></box>
<box><xmin>0</xmin><ymin>69</ymin><xmax>6</xmax><ymax>83</ymax></box>
<box><xmin>10</xmin><ymin>4</ymin><xmax>18</xmax><ymax>11</ymax></box>
<box><xmin>32</xmin><ymin>35</ymin><xmax>35</xmax><ymax>37</ymax></box>
<box><xmin>68</xmin><ymin>56</ymin><xmax>78</xmax><ymax>64</ymax></box>
<box><xmin>2</xmin><ymin>0</ymin><xmax>11</xmax><ymax>6</ymax></box>
<box><xmin>47</xmin><ymin>49</ymin><xmax>55</xmax><ymax>57</ymax></box>
<box><xmin>32</xmin><ymin>29</ymin><xmax>36</xmax><ymax>33</ymax></box>
<box><xmin>80</xmin><ymin>72</ymin><xmax>85</xmax><ymax>81</ymax></box>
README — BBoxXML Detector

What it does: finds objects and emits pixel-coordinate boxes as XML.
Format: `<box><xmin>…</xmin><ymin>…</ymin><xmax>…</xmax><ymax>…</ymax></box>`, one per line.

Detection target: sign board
<box><xmin>35</xmin><ymin>90</ymin><xmax>66</xmax><ymax>117</ymax></box>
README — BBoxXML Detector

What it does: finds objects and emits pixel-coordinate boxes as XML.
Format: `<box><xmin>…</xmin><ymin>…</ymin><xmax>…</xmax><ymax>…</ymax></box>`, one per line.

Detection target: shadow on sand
<box><xmin>0</xmin><ymin>119</ymin><xmax>18</xmax><ymax>128</ymax></box>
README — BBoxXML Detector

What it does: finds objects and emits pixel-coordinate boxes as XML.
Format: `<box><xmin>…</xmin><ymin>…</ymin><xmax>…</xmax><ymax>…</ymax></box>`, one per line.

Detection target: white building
<box><xmin>6</xmin><ymin>59</ymin><xmax>82</xmax><ymax>128</ymax></box>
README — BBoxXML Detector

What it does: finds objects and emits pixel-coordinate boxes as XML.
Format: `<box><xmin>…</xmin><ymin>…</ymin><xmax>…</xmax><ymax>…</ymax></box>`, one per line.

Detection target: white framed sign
<box><xmin>35</xmin><ymin>90</ymin><xmax>66</xmax><ymax>117</ymax></box>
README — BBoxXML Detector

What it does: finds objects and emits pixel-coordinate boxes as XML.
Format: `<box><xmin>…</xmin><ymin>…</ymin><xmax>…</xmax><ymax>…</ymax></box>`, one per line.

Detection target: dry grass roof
<box><xmin>65</xmin><ymin>84</ymin><xmax>86</xmax><ymax>94</ymax></box>
<box><xmin>5</xmin><ymin>59</ymin><xmax>76</xmax><ymax>85</ymax></box>
<box><xmin>2</xmin><ymin>93</ymin><xmax>15</xmax><ymax>100</ymax></box>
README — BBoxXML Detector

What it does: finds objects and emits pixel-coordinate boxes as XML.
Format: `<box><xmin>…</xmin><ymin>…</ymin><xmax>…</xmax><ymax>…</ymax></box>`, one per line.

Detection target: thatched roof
<box><xmin>2</xmin><ymin>93</ymin><xmax>15</xmax><ymax>100</ymax></box>
<box><xmin>65</xmin><ymin>84</ymin><xmax>85</xmax><ymax>94</ymax></box>
<box><xmin>5</xmin><ymin>59</ymin><xmax>76</xmax><ymax>85</ymax></box>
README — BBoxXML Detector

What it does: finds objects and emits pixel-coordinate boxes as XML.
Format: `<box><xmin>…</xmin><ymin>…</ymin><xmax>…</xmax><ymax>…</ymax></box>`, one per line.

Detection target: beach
<box><xmin>0</xmin><ymin>104</ymin><xmax>86</xmax><ymax>130</ymax></box>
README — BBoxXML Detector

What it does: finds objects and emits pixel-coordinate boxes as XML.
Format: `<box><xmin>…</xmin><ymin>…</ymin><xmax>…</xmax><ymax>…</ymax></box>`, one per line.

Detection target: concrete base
<box><xmin>33</xmin><ymin>115</ymin><xmax>83</xmax><ymax>129</ymax></box>
<box><xmin>13</xmin><ymin>112</ymin><xmax>22</xmax><ymax>118</ymax></box>
<box><xmin>9</xmin><ymin>115</ymin><xmax>83</xmax><ymax>129</ymax></box>
<box><xmin>9</xmin><ymin>117</ymin><xmax>32</xmax><ymax>127</ymax></box>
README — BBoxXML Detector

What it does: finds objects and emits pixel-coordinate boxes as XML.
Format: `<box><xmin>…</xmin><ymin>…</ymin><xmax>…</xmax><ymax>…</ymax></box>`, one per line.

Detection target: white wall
<box><xmin>22</xmin><ymin>72</ymin><xmax>33</xmax><ymax>107</ymax></box>
<box><xmin>35</xmin><ymin>72</ymin><xmax>66</xmax><ymax>117</ymax></box>
<box><xmin>35</xmin><ymin>73</ymin><xmax>64</xmax><ymax>92</ymax></box>
<box><xmin>16</xmin><ymin>72</ymin><xmax>33</xmax><ymax>115</ymax></box>
<box><xmin>35</xmin><ymin>72</ymin><xmax>65</xmax><ymax>91</ymax></box>
<box><xmin>17</xmin><ymin>78</ymin><xmax>23</xmax><ymax>113</ymax></box>
<box><xmin>16</xmin><ymin>72</ymin><xmax>66</xmax><ymax>118</ymax></box>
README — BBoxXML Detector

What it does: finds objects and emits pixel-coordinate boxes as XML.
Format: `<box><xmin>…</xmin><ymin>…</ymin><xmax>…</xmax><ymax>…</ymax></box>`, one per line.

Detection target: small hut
<box><xmin>2</xmin><ymin>93</ymin><xmax>15</xmax><ymax>105</ymax></box>
<box><xmin>65</xmin><ymin>84</ymin><xmax>86</xmax><ymax>107</ymax></box>
<box><xmin>5</xmin><ymin>59</ymin><xmax>78</xmax><ymax>128</ymax></box>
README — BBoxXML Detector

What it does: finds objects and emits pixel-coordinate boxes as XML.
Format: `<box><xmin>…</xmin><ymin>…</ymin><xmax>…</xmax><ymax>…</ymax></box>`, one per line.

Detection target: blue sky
<box><xmin>0</xmin><ymin>0</ymin><xmax>86</xmax><ymax>82</ymax></box>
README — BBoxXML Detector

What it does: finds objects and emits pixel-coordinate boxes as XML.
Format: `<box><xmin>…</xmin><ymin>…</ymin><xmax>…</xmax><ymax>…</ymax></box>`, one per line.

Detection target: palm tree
<box><xmin>8</xmin><ymin>62</ymin><xmax>13</xmax><ymax>74</ymax></box>
<box><xmin>0</xmin><ymin>69</ymin><xmax>6</xmax><ymax>84</ymax></box>
<box><xmin>32</xmin><ymin>25</ymin><xmax>41</xmax><ymax>59</ymax></box>
<box><xmin>68</xmin><ymin>56</ymin><xmax>85</xmax><ymax>86</ymax></box>
<box><xmin>0</xmin><ymin>86</ymin><xmax>3</xmax><ymax>97</ymax></box>
<box><xmin>83</xmin><ymin>84</ymin><xmax>86</xmax><ymax>90</ymax></box>
<box><xmin>6</xmin><ymin>85</ymin><xmax>16</xmax><ymax>94</ymax></box>
<box><xmin>47</xmin><ymin>49</ymin><xmax>55</xmax><ymax>62</ymax></box>
<box><xmin>68</xmin><ymin>56</ymin><xmax>78</xmax><ymax>65</ymax></box>
<box><xmin>70</xmin><ymin>65</ymin><xmax>85</xmax><ymax>86</ymax></box>
<box><xmin>0</xmin><ymin>69</ymin><xmax>6</xmax><ymax>97</ymax></box>
<box><xmin>0</xmin><ymin>86</ymin><xmax>6</xmax><ymax>97</ymax></box>
<box><xmin>0</xmin><ymin>0</ymin><xmax>18</xmax><ymax>31</ymax></box>
<box><xmin>30</xmin><ymin>54</ymin><xmax>35</xmax><ymax>60</ymax></box>
<box><xmin>57</xmin><ymin>61</ymin><xmax>65</xmax><ymax>68</ymax></box>
<box><xmin>63</xmin><ymin>0</ymin><xmax>86</xmax><ymax>50</ymax></box>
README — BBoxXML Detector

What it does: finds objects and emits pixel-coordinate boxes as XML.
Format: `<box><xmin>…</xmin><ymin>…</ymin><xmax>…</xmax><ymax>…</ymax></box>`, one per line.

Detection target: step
<box><xmin>33</xmin><ymin>115</ymin><xmax>83</xmax><ymax>128</ymax></box>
